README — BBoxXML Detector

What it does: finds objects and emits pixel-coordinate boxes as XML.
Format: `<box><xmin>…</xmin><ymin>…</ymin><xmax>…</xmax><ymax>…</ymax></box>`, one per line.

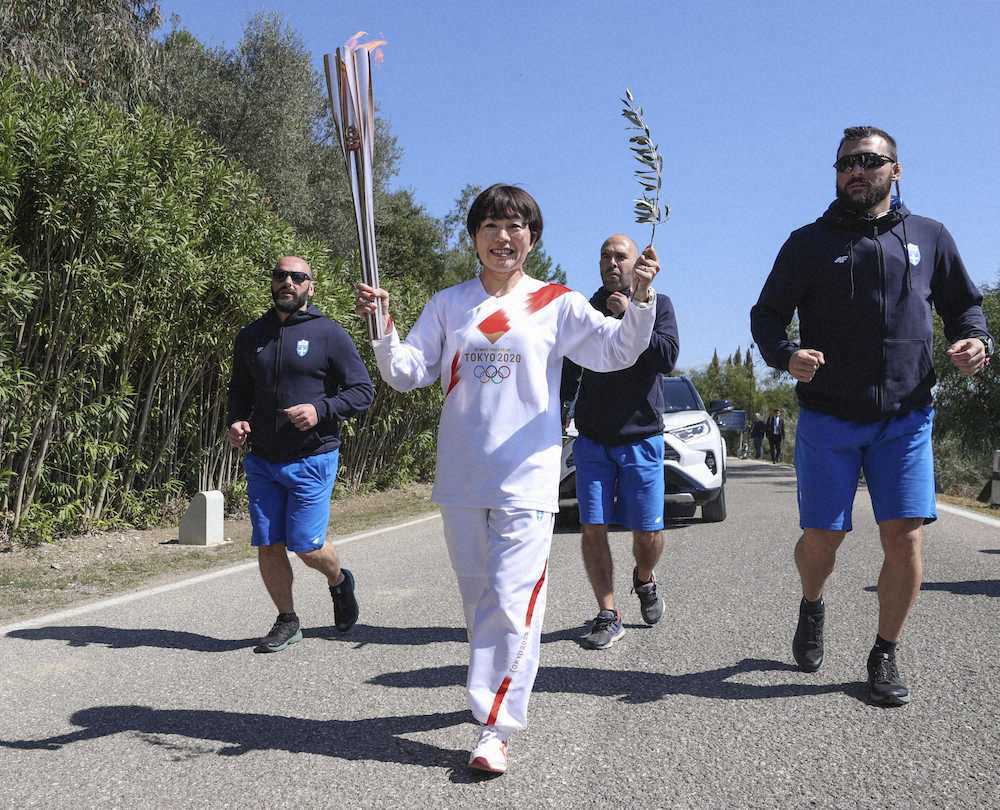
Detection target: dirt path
<box><xmin>0</xmin><ymin>483</ymin><xmax>435</xmax><ymax>624</ymax></box>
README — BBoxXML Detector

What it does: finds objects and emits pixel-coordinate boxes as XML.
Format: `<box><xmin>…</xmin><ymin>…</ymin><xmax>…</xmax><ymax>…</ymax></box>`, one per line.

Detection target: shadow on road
<box><xmin>369</xmin><ymin>658</ymin><xmax>864</xmax><ymax>704</ymax></box>
<box><xmin>863</xmin><ymin>580</ymin><xmax>1000</xmax><ymax>598</ymax></box>
<box><xmin>662</xmin><ymin>516</ymin><xmax>708</xmax><ymax>528</ymax></box>
<box><xmin>725</xmin><ymin>464</ymin><xmax>795</xmax><ymax>480</ymax></box>
<box><xmin>313</xmin><ymin>624</ymin><xmax>467</xmax><ymax>647</ymax></box>
<box><xmin>5</xmin><ymin>625</ymin><xmax>258</xmax><ymax>651</ymax></box>
<box><xmin>321</xmin><ymin>622</ymin><xmax>654</xmax><ymax>649</ymax></box>
<box><xmin>980</xmin><ymin>549</ymin><xmax>1000</xmax><ymax>555</ymax></box>
<box><xmin>5</xmin><ymin>623</ymin><xmax>473</xmax><ymax>651</ymax></box>
<box><xmin>6</xmin><ymin>622</ymin><xmax>647</xmax><ymax>652</ymax></box>
<box><xmin>0</xmin><ymin>706</ymin><xmax>471</xmax><ymax>769</ymax></box>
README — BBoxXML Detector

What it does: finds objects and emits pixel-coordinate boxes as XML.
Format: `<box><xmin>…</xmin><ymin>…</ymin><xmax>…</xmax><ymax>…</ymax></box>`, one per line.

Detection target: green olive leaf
<box><xmin>621</xmin><ymin>87</ymin><xmax>668</xmax><ymax>241</ymax></box>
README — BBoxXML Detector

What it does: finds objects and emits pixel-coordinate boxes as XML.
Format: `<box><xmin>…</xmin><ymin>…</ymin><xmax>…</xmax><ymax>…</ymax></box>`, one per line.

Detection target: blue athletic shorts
<box><xmin>244</xmin><ymin>450</ymin><xmax>339</xmax><ymax>552</ymax></box>
<box><xmin>795</xmin><ymin>406</ymin><xmax>936</xmax><ymax>532</ymax></box>
<box><xmin>574</xmin><ymin>433</ymin><xmax>665</xmax><ymax>531</ymax></box>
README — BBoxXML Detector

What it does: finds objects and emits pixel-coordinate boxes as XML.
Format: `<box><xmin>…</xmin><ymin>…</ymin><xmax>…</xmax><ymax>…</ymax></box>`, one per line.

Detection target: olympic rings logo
<box><xmin>474</xmin><ymin>364</ymin><xmax>511</xmax><ymax>384</ymax></box>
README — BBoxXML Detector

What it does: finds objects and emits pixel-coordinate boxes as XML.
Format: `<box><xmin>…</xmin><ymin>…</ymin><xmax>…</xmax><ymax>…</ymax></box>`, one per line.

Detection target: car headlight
<box><xmin>667</xmin><ymin>419</ymin><xmax>711</xmax><ymax>443</ymax></box>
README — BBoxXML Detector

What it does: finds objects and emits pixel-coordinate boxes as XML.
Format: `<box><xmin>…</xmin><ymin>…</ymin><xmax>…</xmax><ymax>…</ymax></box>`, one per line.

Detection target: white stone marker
<box><xmin>179</xmin><ymin>490</ymin><xmax>225</xmax><ymax>546</ymax></box>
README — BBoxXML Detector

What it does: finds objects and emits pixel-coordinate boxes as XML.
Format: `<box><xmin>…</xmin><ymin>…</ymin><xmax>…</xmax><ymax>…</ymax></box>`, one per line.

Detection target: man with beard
<box><xmin>561</xmin><ymin>234</ymin><xmax>679</xmax><ymax>649</ymax></box>
<box><xmin>227</xmin><ymin>256</ymin><xmax>374</xmax><ymax>653</ymax></box>
<box><xmin>751</xmin><ymin>127</ymin><xmax>993</xmax><ymax>706</ymax></box>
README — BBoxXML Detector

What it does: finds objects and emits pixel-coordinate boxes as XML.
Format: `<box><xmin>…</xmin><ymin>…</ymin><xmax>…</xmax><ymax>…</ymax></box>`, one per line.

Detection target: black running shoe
<box><xmin>330</xmin><ymin>568</ymin><xmax>359</xmax><ymax>632</ymax></box>
<box><xmin>632</xmin><ymin>567</ymin><xmax>664</xmax><ymax>626</ymax></box>
<box><xmin>254</xmin><ymin>615</ymin><xmax>302</xmax><ymax>654</ymax></box>
<box><xmin>867</xmin><ymin>649</ymin><xmax>910</xmax><ymax>707</ymax></box>
<box><xmin>792</xmin><ymin>599</ymin><xmax>824</xmax><ymax>672</ymax></box>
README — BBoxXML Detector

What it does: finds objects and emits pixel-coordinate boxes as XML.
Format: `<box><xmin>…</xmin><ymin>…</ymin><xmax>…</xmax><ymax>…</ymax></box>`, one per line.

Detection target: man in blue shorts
<box><xmin>227</xmin><ymin>256</ymin><xmax>374</xmax><ymax>653</ymax></box>
<box><xmin>751</xmin><ymin>127</ymin><xmax>993</xmax><ymax>705</ymax></box>
<box><xmin>561</xmin><ymin>234</ymin><xmax>680</xmax><ymax>649</ymax></box>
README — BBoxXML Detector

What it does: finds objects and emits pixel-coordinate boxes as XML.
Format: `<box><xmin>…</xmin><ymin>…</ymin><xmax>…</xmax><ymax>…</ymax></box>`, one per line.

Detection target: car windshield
<box><xmin>661</xmin><ymin>377</ymin><xmax>704</xmax><ymax>413</ymax></box>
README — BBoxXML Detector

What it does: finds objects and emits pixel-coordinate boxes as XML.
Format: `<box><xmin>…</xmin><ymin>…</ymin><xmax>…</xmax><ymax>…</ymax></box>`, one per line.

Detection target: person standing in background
<box><xmin>766</xmin><ymin>408</ymin><xmax>785</xmax><ymax>463</ymax></box>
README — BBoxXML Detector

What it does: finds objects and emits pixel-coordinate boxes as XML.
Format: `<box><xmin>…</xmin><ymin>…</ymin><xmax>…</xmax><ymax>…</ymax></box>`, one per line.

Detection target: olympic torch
<box><xmin>324</xmin><ymin>33</ymin><xmax>387</xmax><ymax>340</ymax></box>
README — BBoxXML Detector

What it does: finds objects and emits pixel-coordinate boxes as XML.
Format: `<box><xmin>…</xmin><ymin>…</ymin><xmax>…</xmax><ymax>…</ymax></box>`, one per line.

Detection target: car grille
<box><xmin>664</xmin><ymin>445</ymin><xmax>680</xmax><ymax>462</ymax></box>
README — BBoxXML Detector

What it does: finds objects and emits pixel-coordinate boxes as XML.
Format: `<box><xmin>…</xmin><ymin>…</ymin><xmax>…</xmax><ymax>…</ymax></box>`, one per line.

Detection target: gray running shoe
<box><xmin>632</xmin><ymin>567</ymin><xmax>664</xmax><ymax>625</ymax></box>
<box><xmin>582</xmin><ymin>609</ymin><xmax>626</xmax><ymax>650</ymax></box>
<box><xmin>254</xmin><ymin>615</ymin><xmax>302</xmax><ymax>654</ymax></box>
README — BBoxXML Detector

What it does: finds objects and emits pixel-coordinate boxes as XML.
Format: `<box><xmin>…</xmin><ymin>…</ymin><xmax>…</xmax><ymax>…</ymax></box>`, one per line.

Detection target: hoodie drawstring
<box><xmin>900</xmin><ymin>216</ymin><xmax>912</xmax><ymax>292</ymax></box>
<box><xmin>848</xmin><ymin>240</ymin><xmax>856</xmax><ymax>300</ymax></box>
<box><xmin>826</xmin><ymin>199</ymin><xmax>910</xmax><ymax>299</ymax></box>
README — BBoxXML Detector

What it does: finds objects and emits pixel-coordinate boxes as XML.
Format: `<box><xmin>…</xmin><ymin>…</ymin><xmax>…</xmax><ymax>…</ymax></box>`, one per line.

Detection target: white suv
<box><xmin>558</xmin><ymin>375</ymin><xmax>728</xmax><ymax>524</ymax></box>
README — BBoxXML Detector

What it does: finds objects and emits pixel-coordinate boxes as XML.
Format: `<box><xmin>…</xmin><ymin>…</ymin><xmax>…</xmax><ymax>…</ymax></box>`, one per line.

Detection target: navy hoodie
<box><xmin>226</xmin><ymin>305</ymin><xmax>374</xmax><ymax>463</ymax></box>
<box><xmin>751</xmin><ymin>201</ymin><xmax>991</xmax><ymax>422</ymax></box>
<box><xmin>561</xmin><ymin>289</ymin><xmax>680</xmax><ymax>445</ymax></box>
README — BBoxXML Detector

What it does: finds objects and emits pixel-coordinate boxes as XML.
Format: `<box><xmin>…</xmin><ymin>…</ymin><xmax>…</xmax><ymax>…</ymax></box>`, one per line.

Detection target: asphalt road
<box><xmin>2</xmin><ymin>459</ymin><xmax>998</xmax><ymax>809</ymax></box>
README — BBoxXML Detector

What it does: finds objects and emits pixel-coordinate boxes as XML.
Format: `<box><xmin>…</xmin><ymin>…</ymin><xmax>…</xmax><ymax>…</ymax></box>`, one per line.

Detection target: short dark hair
<box><xmin>838</xmin><ymin>126</ymin><xmax>897</xmax><ymax>160</ymax></box>
<box><xmin>466</xmin><ymin>184</ymin><xmax>543</xmax><ymax>245</ymax></box>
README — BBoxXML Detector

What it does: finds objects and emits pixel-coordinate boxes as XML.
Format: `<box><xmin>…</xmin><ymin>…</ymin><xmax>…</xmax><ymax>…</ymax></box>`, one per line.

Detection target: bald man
<box><xmin>227</xmin><ymin>256</ymin><xmax>374</xmax><ymax>653</ymax></box>
<box><xmin>560</xmin><ymin>235</ymin><xmax>680</xmax><ymax>649</ymax></box>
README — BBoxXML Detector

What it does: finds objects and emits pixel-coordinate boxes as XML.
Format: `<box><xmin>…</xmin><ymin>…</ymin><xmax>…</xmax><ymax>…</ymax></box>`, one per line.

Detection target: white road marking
<box><xmin>936</xmin><ymin>502</ymin><xmax>1000</xmax><ymax>529</ymax></box>
<box><xmin>0</xmin><ymin>512</ymin><xmax>442</xmax><ymax>635</ymax></box>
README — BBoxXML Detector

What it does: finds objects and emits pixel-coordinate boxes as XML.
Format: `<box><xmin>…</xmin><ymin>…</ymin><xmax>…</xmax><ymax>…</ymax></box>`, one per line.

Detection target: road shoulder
<box><xmin>0</xmin><ymin>483</ymin><xmax>435</xmax><ymax>624</ymax></box>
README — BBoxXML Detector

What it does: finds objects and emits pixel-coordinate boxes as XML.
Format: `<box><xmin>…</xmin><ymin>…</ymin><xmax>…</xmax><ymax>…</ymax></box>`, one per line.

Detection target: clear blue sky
<box><xmin>159</xmin><ymin>0</ymin><xmax>1000</xmax><ymax>369</ymax></box>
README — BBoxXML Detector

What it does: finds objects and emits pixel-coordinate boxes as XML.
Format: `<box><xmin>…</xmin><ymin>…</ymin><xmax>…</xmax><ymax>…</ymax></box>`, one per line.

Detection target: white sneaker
<box><xmin>468</xmin><ymin>725</ymin><xmax>509</xmax><ymax>774</ymax></box>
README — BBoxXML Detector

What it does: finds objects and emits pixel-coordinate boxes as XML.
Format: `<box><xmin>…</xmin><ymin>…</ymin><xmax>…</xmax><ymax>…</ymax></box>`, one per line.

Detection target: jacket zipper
<box><xmin>273</xmin><ymin>325</ymin><xmax>284</xmax><ymax>434</ymax></box>
<box><xmin>873</xmin><ymin>229</ymin><xmax>886</xmax><ymax>413</ymax></box>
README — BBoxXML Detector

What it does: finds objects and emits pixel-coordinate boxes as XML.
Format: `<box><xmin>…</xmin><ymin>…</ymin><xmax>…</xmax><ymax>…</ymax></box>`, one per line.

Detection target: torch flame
<box><xmin>344</xmin><ymin>31</ymin><xmax>387</xmax><ymax>64</ymax></box>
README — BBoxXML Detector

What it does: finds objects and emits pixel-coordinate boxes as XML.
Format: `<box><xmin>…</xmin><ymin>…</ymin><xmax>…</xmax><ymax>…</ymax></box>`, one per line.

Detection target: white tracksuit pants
<box><xmin>440</xmin><ymin>505</ymin><xmax>553</xmax><ymax>735</ymax></box>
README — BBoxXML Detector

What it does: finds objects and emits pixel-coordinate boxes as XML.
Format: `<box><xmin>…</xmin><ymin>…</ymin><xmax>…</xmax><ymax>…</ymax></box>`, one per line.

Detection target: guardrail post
<box><xmin>179</xmin><ymin>490</ymin><xmax>225</xmax><ymax>545</ymax></box>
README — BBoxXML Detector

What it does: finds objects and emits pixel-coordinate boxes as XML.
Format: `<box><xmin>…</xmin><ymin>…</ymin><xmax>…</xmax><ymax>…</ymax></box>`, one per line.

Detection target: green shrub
<box><xmin>0</xmin><ymin>69</ymin><xmax>322</xmax><ymax>544</ymax></box>
<box><xmin>933</xmin><ymin>434</ymin><xmax>992</xmax><ymax>499</ymax></box>
<box><xmin>0</xmin><ymin>68</ymin><xmax>457</xmax><ymax>546</ymax></box>
<box><xmin>931</xmin><ymin>280</ymin><xmax>999</xmax><ymax>498</ymax></box>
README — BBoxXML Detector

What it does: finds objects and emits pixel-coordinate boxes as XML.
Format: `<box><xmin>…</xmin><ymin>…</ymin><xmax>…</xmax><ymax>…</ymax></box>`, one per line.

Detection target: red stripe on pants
<box><xmin>524</xmin><ymin>560</ymin><xmax>548</xmax><ymax>626</ymax></box>
<box><xmin>486</xmin><ymin>676</ymin><xmax>512</xmax><ymax>726</ymax></box>
<box><xmin>485</xmin><ymin>560</ymin><xmax>548</xmax><ymax>726</ymax></box>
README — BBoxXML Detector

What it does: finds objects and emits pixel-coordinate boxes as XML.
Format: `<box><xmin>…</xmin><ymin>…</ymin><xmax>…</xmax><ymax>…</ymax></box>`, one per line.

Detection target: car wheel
<box><xmin>701</xmin><ymin>487</ymin><xmax>727</xmax><ymax>522</ymax></box>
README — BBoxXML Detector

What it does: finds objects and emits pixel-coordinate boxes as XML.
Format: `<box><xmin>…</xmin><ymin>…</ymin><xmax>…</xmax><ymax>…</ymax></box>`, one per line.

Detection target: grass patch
<box><xmin>0</xmin><ymin>483</ymin><xmax>435</xmax><ymax>624</ymax></box>
<box><xmin>937</xmin><ymin>493</ymin><xmax>1000</xmax><ymax>519</ymax></box>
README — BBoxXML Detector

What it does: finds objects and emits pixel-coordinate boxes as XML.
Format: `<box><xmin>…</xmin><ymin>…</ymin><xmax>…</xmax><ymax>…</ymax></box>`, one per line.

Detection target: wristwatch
<box><xmin>976</xmin><ymin>334</ymin><xmax>995</xmax><ymax>356</ymax></box>
<box><xmin>633</xmin><ymin>287</ymin><xmax>657</xmax><ymax>308</ymax></box>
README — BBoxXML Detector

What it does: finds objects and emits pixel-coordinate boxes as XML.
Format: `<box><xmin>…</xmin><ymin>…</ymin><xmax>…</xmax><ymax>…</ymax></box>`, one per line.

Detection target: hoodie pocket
<box><xmin>883</xmin><ymin>338</ymin><xmax>934</xmax><ymax>410</ymax></box>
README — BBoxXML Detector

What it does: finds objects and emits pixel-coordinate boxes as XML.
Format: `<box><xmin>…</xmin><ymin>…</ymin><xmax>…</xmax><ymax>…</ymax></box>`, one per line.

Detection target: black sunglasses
<box><xmin>271</xmin><ymin>270</ymin><xmax>312</xmax><ymax>284</ymax></box>
<box><xmin>833</xmin><ymin>152</ymin><xmax>896</xmax><ymax>172</ymax></box>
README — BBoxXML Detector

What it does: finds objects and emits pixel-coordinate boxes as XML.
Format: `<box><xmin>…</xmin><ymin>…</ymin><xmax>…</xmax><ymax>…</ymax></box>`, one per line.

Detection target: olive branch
<box><xmin>622</xmin><ymin>87</ymin><xmax>668</xmax><ymax>245</ymax></box>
